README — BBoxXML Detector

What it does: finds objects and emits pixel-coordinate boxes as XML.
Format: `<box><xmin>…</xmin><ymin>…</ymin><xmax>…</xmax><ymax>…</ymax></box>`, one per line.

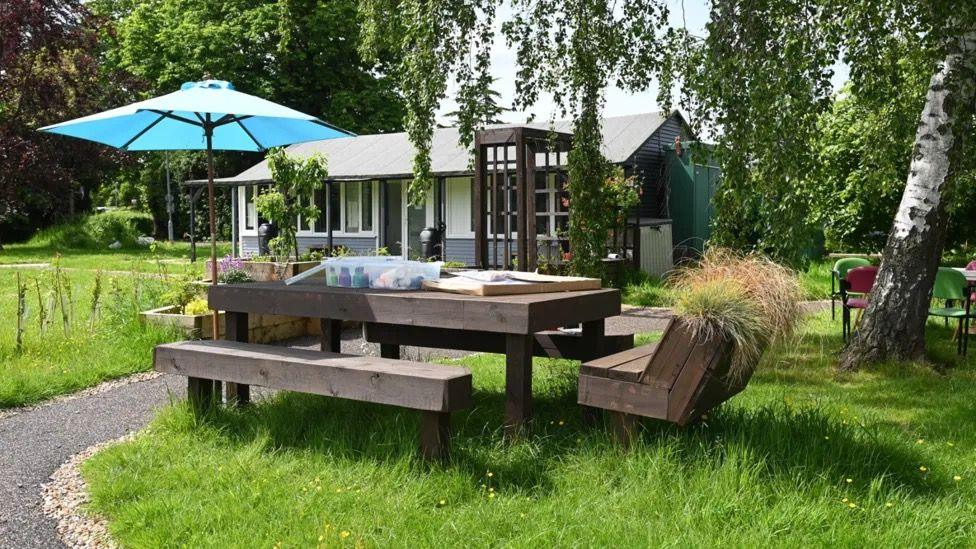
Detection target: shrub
<box><xmin>183</xmin><ymin>298</ymin><xmax>210</xmax><ymax>316</ymax></box>
<box><xmin>27</xmin><ymin>210</ymin><xmax>154</xmax><ymax>249</ymax></box>
<box><xmin>218</xmin><ymin>268</ymin><xmax>253</xmax><ymax>284</ymax></box>
<box><xmin>668</xmin><ymin>248</ymin><xmax>801</xmax><ymax>379</ymax></box>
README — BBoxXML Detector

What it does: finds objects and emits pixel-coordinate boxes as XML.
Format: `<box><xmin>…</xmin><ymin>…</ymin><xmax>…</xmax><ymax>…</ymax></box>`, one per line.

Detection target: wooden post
<box><xmin>610</xmin><ymin>411</ymin><xmax>639</xmax><ymax>448</ymax></box>
<box><xmin>419</xmin><ymin>411</ymin><xmax>451</xmax><ymax>461</ymax></box>
<box><xmin>187</xmin><ymin>376</ymin><xmax>215</xmax><ymax>414</ymax></box>
<box><xmin>505</xmin><ymin>334</ymin><xmax>534</xmax><ymax>434</ymax></box>
<box><xmin>515</xmin><ymin>129</ymin><xmax>526</xmax><ymax>271</ymax></box>
<box><xmin>473</xmin><ymin>134</ymin><xmax>488</xmax><ymax>269</ymax></box>
<box><xmin>525</xmin><ymin>140</ymin><xmax>537</xmax><ymax>272</ymax></box>
<box><xmin>580</xmin><ymin>319</ymin><xmax>606</xmax><ymax>425</ymax></box>
<box><xmin>224</xmin><ymin>311</ymin><xmax>250</xmax><ymax>406</ymax></box>
<box><xmin>320</xmin><ymin>318</ymin><xmax>342</xmax><ymax>353</ymax></box>
<box><xmin>380</xmin><ymin>343</ymin><xmax>400</xmax><ymax>359</ymax></box>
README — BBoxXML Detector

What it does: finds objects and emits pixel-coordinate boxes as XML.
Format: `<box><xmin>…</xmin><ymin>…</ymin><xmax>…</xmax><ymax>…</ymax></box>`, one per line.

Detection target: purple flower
<box><xmin>217</xmin><ymin>254</ymin><xmax>244</xmax><ymax>273</ymax></box>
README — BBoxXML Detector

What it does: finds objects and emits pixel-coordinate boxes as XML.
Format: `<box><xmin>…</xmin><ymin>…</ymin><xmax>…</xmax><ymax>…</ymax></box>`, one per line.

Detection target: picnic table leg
<box><xmin>187</xmin><ymin>377</ymin><xmax>215</xmax><ymax>414</ymax></box>
<box><xmin>380</xmin><ymin>343</ymin><xmax>400</xmax><ymax>359</ymax></box>
<box><xmin>224</xmin><ymin>311</ymin><xmax>250</xmax><ymax>406</ymax></box>
<box><xmin>419</xmin><ymin>411</ymin><xmax>451</xmax><ymax>461</ymax></box>
<box><xmin>505</xmin><ymin>334</ymin><xmax>534</xmax><ymax>434</ymax></box>
<box><xmin>580</xmin><ymin>319</ymin><xmax>606</xmax><ymax>425</ymax></box>
<box><xmin>320</xmin><ymin>318</ymin><xmax>342</xmax><ymax>353</ymax></box>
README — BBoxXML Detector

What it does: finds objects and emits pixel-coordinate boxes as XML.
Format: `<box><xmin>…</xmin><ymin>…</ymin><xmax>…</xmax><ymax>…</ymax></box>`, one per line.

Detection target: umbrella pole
<box><xmin>206</xmin><ymin>128</ymin><xmax>220</xmax><ymax>342</ymax></box>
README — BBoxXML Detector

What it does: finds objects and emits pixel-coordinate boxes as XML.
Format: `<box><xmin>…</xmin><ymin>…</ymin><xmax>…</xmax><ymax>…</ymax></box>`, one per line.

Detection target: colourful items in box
<box><xmin>322</xmin><ymin>258</ymin><xmax>442</xmax><ymax>290</ymax></box>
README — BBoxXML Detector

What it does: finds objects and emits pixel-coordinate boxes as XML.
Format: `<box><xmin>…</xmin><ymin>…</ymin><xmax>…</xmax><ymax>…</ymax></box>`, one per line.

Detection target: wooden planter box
<box><xmin>140</xmin><ymin>306</ymin><xmax>319</xmax><ymax>343</ymax></box>
<box><xmin>579</xmin><ymin>317</ymin><xmax>749</xmax><ymax>439</ymax></box>
<box><xmin>204</xmin><ymin>260</ymin><xmax>320</xmax><ymax>282</ymax></box>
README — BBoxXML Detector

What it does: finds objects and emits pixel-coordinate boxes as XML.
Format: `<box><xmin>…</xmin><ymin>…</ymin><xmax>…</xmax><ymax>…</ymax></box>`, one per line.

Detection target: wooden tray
<box><xmin>423</xmin><ymin>272</ymin><xmax>602</xmax><ymax>296</ymax></box>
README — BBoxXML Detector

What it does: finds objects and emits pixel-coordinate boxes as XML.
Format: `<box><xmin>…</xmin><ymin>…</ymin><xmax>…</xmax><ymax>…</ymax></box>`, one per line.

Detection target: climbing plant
<box><xmin>256</xmin><ymin>148</ymin><xmax>329</xmax><ymax>261</ymax></box>
<box><xmin>358</xmin><ymin>0</ymin><xmax>671</xmax><ymax>275</ymax></box>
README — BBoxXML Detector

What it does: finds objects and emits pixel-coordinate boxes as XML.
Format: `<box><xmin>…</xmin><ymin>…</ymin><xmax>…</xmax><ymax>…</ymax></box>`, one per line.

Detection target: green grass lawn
<box><xmin>0</xmin><ymin>266</ymin><xmax>185</xmax><ymax>408</ymax></box>
<box><xmin>0</xmin><ymin>240</ymin><xmax>229</xmax><ymax>274</ymax></box>
<box><xmin>82</xmin><ymin>312</ymin><xmax>976</xmax><ymax>546</ymax></box>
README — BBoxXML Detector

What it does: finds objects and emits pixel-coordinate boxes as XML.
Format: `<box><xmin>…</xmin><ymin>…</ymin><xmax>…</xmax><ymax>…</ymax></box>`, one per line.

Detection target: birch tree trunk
<box><xmin>839</xmin><ymin>30</ymin><xmax>976</xmax><ymax>371</ymax></box>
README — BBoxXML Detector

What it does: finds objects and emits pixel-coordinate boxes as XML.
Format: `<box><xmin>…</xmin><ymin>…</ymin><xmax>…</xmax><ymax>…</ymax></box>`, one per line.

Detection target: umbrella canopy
<box><xmin>40</xmin><ymin>80</ymin><xmax>352</xmax><ymax>150</ymax></box>
<box><xmin>40</xmin><ymin>79</ymin><xmax>352</xmax><ymax>344</ymax></box>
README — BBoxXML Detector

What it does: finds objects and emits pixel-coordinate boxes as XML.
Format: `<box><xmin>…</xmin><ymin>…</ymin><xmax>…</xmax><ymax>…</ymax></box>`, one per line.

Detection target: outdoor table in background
<box><xmin>208</xmin><ymin>281</ymin><xmax>623</xmax><ymax>430</ymax></box>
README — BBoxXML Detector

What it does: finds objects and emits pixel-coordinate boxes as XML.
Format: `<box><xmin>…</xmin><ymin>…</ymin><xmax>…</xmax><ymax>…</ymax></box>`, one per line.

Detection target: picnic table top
<box><xmin>208</xmin><ymin>281</ymin><xmax>621</xmax><ymax>334</ymax></box>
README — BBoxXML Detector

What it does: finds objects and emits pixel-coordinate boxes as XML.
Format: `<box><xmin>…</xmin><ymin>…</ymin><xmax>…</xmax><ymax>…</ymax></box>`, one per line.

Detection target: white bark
<box><xmin>841</xmin><ymin>28</ymin><xmax>976</xmax><ymax>368</ymax></box>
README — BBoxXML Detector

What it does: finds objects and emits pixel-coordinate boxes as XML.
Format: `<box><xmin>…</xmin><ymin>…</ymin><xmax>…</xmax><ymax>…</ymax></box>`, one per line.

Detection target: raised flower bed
<box><xmin>139</xmin><ymin>306</ymin><xmax>319</xmax><ymax>342</ymax></box>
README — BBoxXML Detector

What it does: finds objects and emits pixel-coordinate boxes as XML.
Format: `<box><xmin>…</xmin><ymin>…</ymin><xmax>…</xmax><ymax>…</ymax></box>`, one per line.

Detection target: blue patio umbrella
<box><xmin>40</xmin><ymin>79</ymin><xmax>353</xmax><ymax>336</ymax></box>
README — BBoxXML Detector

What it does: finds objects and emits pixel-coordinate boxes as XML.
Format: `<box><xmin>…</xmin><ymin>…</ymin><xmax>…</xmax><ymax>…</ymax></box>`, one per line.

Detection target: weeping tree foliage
<box><xmin>358</xmin><ymin>0</ymin><xmax>671</xmax><ymax>275</ymax></box>
<box><xmin>670</xmin><ymin>0</ymin><xmax>976</xmax><ymax>369</ymax></box>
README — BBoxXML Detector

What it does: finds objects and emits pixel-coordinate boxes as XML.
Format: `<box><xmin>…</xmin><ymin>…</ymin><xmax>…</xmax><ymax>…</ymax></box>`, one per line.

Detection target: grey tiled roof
<box><xmin>205</xmin><ymin>111</ymin><xmax>673</xmax><ymax>184</ymax></box>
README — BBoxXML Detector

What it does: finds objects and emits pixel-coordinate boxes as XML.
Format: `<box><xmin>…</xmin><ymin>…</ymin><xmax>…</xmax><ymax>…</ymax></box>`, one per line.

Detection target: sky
<box><xmin>434</xmin><ymin>0</ymin><xmax>849</xmax><ymax>125</ymax></box>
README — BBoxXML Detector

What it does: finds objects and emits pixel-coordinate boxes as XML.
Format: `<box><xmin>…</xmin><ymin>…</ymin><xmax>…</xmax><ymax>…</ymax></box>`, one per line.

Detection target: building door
<box><xmin>403</xmin><ymin>184</ymin><xmax>433</xmax><ymax>259</ymax></box>
<box><xmin>384</xmin><ymin>181</ymin><xmax>403</xmax><ymax>257</ymax></box>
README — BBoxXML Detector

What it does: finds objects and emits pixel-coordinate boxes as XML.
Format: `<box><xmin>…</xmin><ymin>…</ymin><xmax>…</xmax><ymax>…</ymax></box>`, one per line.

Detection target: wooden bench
<box><xmin>578</xmin><ymin>318</ymin><xmax>750</xmax><ymax>445</ymax></box>
<box><xmin>154</xmin><ymin>340</ymin><xmax>473</xmax><ymax>460</ymax></box>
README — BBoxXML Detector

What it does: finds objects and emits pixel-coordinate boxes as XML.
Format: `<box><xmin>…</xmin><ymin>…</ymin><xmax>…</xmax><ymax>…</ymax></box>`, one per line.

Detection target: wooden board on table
<box><xmin>423</xmin><ymin>272</ymin><xmax>601</xmax><ymax>296</ymax></box>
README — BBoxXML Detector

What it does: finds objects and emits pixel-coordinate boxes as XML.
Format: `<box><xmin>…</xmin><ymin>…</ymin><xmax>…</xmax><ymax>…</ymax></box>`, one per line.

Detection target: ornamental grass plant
<box><xmin>669</xmin><ymin>248</ymin><xmax>802</xmax><ymax>379</ymax></box>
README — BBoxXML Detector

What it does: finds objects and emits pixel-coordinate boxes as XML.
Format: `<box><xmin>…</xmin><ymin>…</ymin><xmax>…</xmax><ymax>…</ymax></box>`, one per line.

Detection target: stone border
<box><xmin>41</xmin><ymin>435</ymin><xmax>134</xmax><ymax>549</ymax></box>
<box><xmin>0</xmin><ymin>371</ymin><xmax>162</xmax><ymax>422</ymax></box>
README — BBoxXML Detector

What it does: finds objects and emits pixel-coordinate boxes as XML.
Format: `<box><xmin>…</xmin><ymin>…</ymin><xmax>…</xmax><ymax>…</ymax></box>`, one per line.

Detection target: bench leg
<box><xmin>225</xmin><ymin>311</ymin><xmax>250</xmax><ymax>406</ymax></box>
<box><xmin>320</xmin><ymin>318</ymin><xmax>342</xmax><ymax>353</ymax></box>
<box><xmin>380</xmin><ymin>343</ymin><xmax>400</xmax><ymax>359</ymax></box>
<box><xmin>505</xmin><ymin>334</ymin><xmax>534</xmax><ymax>436</ymax></box>
<box><xmin>420</xmin><ymin>411</ymin><xmax>451</xmax><ymax>461</ymax></box>
<box><xmin>610</xmin><ymin>411</ymin><xmax>639</xmax><ymax>448</ymax></box>
<box><xmin>187</xmin><ymin>377</ymin><xmax>216</xmax><ymax>414</ymax></box>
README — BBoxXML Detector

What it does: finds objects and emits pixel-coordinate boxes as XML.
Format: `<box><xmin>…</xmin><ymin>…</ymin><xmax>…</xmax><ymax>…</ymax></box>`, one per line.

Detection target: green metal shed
<box><xmin>666</xmin><ymin>143</ymin><xmax>720</xmax><ymax>252</ymax></box>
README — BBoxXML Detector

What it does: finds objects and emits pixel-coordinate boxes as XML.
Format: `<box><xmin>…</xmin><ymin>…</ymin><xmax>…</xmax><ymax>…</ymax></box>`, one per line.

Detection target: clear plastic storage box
<box><xmin>322</xmin><ymin>257</ymin><xmax>441</xmax><ymax>290</ymax></box>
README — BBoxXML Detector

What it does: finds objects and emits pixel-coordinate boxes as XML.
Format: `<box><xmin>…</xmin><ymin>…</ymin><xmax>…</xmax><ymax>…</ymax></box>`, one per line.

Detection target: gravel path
<box><xmin>0</xmin><ymin>309</ymin><xmax>674</xmax><ymax>547</ymax></box>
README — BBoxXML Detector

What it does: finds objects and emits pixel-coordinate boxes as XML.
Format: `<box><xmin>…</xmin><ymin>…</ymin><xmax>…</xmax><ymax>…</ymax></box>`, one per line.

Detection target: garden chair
<box><xmin>928</xmin><ymin>267</ymin><xmax>972</xmax><ymax>356</ymax></box>
<box><xmin>842</xmin><ymin>265</ymin><xmax>878</xmax><ymax>342</ymax></box>
<box><xmin>831</xmin><ymin>257</ymin><xmax>871</xmax><ymax>320</ymax></box>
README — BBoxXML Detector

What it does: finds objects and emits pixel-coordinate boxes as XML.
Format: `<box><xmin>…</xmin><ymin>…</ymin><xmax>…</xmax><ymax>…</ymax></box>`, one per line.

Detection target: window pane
<box><xmin>314</xmin><ymin>188</ymin><xmax>326</xmax><ymax>233</ymax></box>
<box><xmin>299</xmin><ymin>194</ymin><xmax>312</xmax><ymax>231</ymax></box>
<box><xmin>245</xmin><ymin>186</ymin><xmax>256</xmax><ymax>230</ymax></box>
<box><xmin>536</xmin><ymin>215</ymin><xmax>549</xmax><ymax>235</ymax></box>
<box><xmin>345</xmin><ymin>182</ymin><xmax>360</xmax><ymax>233</ymax></box>
<box><xmin>361</xmin><ymin>182</ymin><xmax>373</xmax><ymax>232</ymax></box>
<box><xmin>469</xmin><ymin>178</ymin><xmax>476</xmax><ymax>232</ymax></box>
<box><xmin>329</xmin><ymin>184</ymin><xmax>341</xmax><ymax>232</ymax></box>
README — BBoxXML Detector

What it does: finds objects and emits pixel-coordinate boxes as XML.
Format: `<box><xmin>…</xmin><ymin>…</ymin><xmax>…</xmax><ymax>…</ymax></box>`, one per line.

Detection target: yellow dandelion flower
<box><xmin>335</xmin><ymin>488</ymin><xmax>342</xmax><ymax>493</ymax></box>
<box><xmin>319</xmin><ymin>535</ymin><xmax>325</xmax><ymax>542</ymax></box>
<box><xmin>885</xmin><ymin>502</ymin><xmax>893</xmax><ymax>508</ymax></box>
<box><xmin>558</xmin><ymin>420</ymin><xmax>565</xmax><ymax>426</ymax></box>
<box><xmin>954</xmin><ymin>475</ymin><xmax>962</xmax><ymax>481</ymax></box>
<box><xmin>919</xmin><ymin>466</ymin><xmax>928</xmax><ymax>472</ymax></box>
<box><xmin>845</xmin><ymin>478</ymin><xmax>852</xmax><ymax>484</ymax></box>
<box><xmin>848</xmin><ymin>503</ymin><xmax>856</xmax><ymax>509</ymax></box>
<box><xmin>488</xmin><ymin>492</ymin><xmax>496</xmax><ymax>499</ymax></box>
<box><xmin>824</xmin><ymin>436</ymin><xmax>830</xmax><ymax>440</ymax></box>
<box><xmin>916</xmin><ymin>439</ymin><xmax>924</xmax><ymax>444</ymax></box>
<box><xmin>340</xmin><ymin>531</ymin><xmax>350</xmax><ymax>539</ymax></box>
<box><xmin>489</xmin><ymin>487</ymin><xmax>495</xmax><ymax>492</ymax></box>
<box><xmin>439</xmin><ymin>499</ymin><xmax>447</xmax><ymax>506</ymax></box>
<box><xmin>947</xmin><ymin>442</ymin><xmax>955</xmax><ymax>447</ymax></box>
<box><xmin>520</xmin><ymin>513</ymin><xmax>526</xmax><ymax>518</ymax></box>
<box><xmin>487</xmin><ymin>472</ymin><xmax>494</xmax><ymax>478</ymax></box>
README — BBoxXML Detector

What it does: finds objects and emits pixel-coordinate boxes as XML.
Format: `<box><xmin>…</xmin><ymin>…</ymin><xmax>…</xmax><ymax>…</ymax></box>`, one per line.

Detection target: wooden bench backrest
<box><xmin>154</xmin><ymin>340</ymin><xmax>472</xmax><ymax>412</ymax></box>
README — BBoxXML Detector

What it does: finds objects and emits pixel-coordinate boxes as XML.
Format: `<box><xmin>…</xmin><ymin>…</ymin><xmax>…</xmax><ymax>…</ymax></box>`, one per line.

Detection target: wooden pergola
<box><xmin>473</xmin><ymin>126</ymin><xmax>573</xmax><ymax>272</ymax></box>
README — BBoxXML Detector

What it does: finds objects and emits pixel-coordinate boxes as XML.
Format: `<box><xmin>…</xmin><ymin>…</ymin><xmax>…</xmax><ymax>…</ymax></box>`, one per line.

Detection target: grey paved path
<box><xmin>0</xmin><ymin>309</ymin><xmax>671</xmax><ymax>547</ymax></box>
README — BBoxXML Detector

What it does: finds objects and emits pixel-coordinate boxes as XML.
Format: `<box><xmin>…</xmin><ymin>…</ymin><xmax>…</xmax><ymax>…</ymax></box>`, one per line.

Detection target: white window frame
<box><xmin>320</xmin><ymin>180</ymin><xmax>379</xmax><ymax>238</ymax></box>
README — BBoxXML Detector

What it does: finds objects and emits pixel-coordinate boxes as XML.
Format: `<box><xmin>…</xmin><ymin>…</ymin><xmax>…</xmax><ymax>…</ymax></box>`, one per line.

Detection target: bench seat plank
<box><xmin>154</xmin><ymin>340</ymin><xmax>472</xmax><ymax>412</ymax></box>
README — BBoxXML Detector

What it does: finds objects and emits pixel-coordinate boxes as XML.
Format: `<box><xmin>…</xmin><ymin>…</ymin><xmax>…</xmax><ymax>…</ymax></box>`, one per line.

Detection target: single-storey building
<box><xmin>189</xmin><ymin>110</ymin><xmax>712</xmax><ymax>275</ymax></box>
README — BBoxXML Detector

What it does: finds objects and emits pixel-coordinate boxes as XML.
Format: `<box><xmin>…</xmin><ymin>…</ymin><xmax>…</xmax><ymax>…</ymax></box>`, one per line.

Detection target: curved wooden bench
<box><xmin>154</xmin><ymin>340</ymin><xmax>473</xmax><ymax>460</ymax></box>
<box><xmin>578</xmin><ymin>318</ymin><xmax>749</xmax><ymax>444</ymax></box>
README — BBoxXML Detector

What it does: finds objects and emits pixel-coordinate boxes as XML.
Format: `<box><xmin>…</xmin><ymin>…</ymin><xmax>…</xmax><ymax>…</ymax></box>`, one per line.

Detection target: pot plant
<box><xmin>239</xmin><ymin>147</ymin><xmax>329</xmax><ymax>281</ymax></box>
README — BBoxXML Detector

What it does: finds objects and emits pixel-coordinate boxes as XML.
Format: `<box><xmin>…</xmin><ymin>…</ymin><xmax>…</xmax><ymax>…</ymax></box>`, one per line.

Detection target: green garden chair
<box><xmin>831</xmin><ymin>257</ymin><xmax>871</xmax><ymax>320</ymax></box>
<box><xmin>928</xmin><ymin>267</ymin><xmax>972</xmax><ymax>356</ymax></box>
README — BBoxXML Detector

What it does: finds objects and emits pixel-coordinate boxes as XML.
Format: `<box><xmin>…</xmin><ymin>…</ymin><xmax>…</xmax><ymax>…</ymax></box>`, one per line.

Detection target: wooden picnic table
<box><xmin>208</xmin><ymin>281</ymin><xmax>623</xmax><ymax>429</ymax></box>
